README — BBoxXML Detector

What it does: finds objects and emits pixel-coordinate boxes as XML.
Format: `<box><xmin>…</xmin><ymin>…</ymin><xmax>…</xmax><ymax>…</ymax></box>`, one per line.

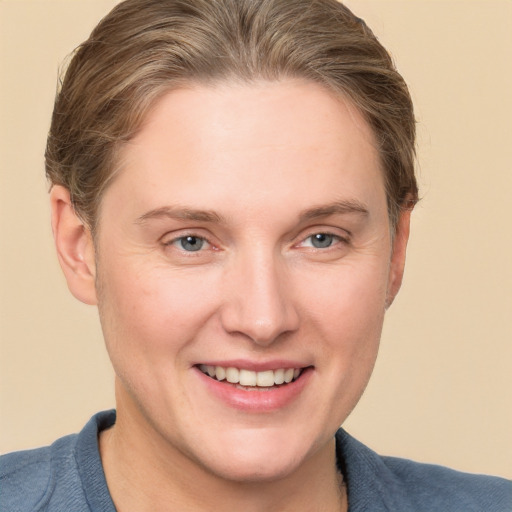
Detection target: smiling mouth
<box><xmin>197</xmin><ymin>364</ymin><xmax>305</xmax><ymax>390</ymax></box>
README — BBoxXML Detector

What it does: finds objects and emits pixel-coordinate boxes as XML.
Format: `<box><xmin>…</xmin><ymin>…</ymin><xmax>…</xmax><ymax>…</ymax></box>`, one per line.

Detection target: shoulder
<box><xmin>381</xmin><ymin>455</ymin><xmax>512</xmax><ymax>511</ymax></box>
<box><xmin>0</xmin><ymin>411</ymin><xmax>116</xmax><ymax>512</ymax></box>
<box><xmin>0</xmin><ymin>434</ymin><xmax>77</xmax><ymax>511</ymax></box>
<box><xmin>335</xmin><ymin>429</ymin><xmax>512</xmax><ymax>512</ymax></box>
<box><xmin>1</xmin><ymin>445</ymin><xmax>53</xmax><ymax>511</ymax></box>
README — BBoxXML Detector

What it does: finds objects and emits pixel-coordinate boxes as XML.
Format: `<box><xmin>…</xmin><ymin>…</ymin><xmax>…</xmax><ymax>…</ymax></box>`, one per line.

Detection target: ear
<box><xmin>50</xmin><ymin>185</ymin><xmax>98</xmax><ymax>305</ymax></box>
<box><xmin>385</xmin><ymin>207</ymin><xmax>412</xmax><ymax>309</ymax></box>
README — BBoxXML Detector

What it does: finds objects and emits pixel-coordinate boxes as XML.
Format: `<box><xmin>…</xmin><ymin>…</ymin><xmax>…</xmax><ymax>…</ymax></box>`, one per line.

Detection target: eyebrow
<box><xmin>135</xmin><ymin>206</ymin><xmax>224</xmax><ymax>224</ymax></box>
<box><xmin>298</xmin><ymin>200</ymin><xmax>369</xmax><ymax>222</ymax></box>
<box><xmin>135</xmin><ymin>199</ymin><xmax>369</xmax><ymax>225</ymax></box>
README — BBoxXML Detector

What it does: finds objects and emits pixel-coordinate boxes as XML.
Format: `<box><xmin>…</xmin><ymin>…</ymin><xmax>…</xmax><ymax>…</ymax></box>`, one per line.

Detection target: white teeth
<box><xmin>274</xmin><ymin>368</ymin><xmax>285</xmax><ymax>385</ymax></box>
<box><xmin>215</xmin><ymin>366</ymin><xmax>226</xmax><ymax>381</ymax></box>
<box><xmin>256</xmin><ymin>370</ymin><xmax>275</xmax><ymax>387</ymax></box>
<box><xmin>239</xmin><ymin>369</ymin><xmax>257</xmax><ymax>386</ymax></box>
<box><xmin>199</xmin><ymin>365</ymin><xmax>304</xmax><ymax>386</ymax></box>
<box><xmin>284</xmin><ymin>368</ymin><xmax>294</xmax><ymax>383</ymax></box>
<box><xmin>225</xmin><ymin>367</ymin><xmax>239</xmax><ymax>383</ymax></box>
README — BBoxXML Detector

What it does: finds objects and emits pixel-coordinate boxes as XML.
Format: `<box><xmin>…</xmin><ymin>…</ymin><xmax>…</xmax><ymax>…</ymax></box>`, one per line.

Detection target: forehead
<box><xmin>106</xmin><ymin>79</ymin><xmax>386</xmax><ymax>224</ymax></box>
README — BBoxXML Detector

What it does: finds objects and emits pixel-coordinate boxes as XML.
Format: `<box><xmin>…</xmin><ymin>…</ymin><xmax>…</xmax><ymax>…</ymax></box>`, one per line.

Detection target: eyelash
<box><xmin>163</xmin><ymin>231</ymin><xmax>349</xmax><ymax>254</ymax></box>
<box><xmin>298</xmin><ymin>232</ymin><xmax>347</xmax><ymax>250</ymax></box>
<box><xmin>163</xmin><ymin>234</ymin><xmax>212</xmax><ymax>253</ymax></box>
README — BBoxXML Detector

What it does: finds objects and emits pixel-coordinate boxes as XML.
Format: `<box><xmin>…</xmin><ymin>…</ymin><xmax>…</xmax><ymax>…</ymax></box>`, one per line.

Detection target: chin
<box><xmin>188</xmin><ymin>426</ymin><xmax>320</xmax><ymax>483</ymax></box>
<box><xmin>200</xmin><ymin>451</ymin><xmax>303</xmax><ymax>483</ymax></box>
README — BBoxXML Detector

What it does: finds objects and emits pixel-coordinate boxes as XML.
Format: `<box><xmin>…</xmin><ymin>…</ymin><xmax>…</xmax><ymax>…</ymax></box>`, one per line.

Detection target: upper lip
<box><xmin>194</xmin><ymin>359</ymin><xmax>311</xmax><ymax>372</ymax></box>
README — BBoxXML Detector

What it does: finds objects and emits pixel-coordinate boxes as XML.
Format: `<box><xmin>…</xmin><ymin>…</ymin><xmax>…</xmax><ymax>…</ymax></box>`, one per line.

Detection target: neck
<box><xmin>99</xmin><ymin>395</ymin><xmax>347</xmax><ymax>512</ymax></box>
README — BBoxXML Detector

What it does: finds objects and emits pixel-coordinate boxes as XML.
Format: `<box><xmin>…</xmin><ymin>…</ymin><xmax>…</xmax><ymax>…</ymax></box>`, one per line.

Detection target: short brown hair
<box><xmin>45</xmin><ymin>0</ymin><xmax>418</xmax><ymax>232</ymax></box>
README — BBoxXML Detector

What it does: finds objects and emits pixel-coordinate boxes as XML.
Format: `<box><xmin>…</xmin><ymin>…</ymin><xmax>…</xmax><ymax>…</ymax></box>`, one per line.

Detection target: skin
<box><xmin>51</xmin><ymin>79</ymin><xmax>411</xmax><ymax>511</ymax></box>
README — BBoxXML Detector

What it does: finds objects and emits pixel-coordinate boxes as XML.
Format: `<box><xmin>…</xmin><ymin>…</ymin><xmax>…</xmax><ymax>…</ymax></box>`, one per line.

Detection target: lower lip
<box><xmin>194</xmin><ymin>367</ymin><xmax>313</xmax><ymax>412</ymax></box>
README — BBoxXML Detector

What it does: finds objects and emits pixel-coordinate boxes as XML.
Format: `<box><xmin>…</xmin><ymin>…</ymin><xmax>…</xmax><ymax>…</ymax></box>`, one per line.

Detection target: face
<box><xmin>91</xmin><ymin>80</ymin><xmax>406</xmax><ymax>482</ymax></box>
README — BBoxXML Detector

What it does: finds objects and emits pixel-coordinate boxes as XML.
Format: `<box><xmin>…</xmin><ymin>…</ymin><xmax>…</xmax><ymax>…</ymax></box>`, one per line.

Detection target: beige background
<box><xmin>1</xmin><ymin>0</ymin><xmax>511</xmax><ymax>479</ymax></box>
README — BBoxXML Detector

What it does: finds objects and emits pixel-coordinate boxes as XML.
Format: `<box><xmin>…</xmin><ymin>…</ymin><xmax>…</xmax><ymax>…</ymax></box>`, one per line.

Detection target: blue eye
<box><xmin>308</xmin><ymin>233</ymin><xmax>336</xmax><ymax>248</ymax></box>
<box><xmin>175</xmin><ymin>236</ymin><xmax>206</xmax><ymax>252</ymax></box>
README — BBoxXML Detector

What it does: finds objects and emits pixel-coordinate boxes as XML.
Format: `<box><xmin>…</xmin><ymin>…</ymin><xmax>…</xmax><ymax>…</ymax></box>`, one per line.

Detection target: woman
<box><xmin>1</xmin><ymin>1</ymin><xmax>510</xmax><ymax>510</ymax></box>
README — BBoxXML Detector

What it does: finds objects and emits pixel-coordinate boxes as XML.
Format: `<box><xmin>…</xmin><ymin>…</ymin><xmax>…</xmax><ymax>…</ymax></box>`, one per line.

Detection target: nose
<box><xmin>219</xmin><ymin>249</ymin><xmax>300</xmax><ymax>346</ymax></box>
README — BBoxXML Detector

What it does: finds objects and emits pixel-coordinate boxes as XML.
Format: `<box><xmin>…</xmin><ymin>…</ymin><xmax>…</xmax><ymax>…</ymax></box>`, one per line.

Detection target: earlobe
<box><xmin>50</xmin><ymin>185</ymin><xmax>98</xmax><ymax>305</ymax></box>
<box><xmin>386</xmin><ymin>207</ymin><xmax>412</xmax><ymax>309</ymax></box>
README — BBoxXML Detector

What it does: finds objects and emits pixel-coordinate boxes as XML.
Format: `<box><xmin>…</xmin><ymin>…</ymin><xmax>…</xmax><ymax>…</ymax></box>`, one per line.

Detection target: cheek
<box><xmin>95</xmin><ymin>258</ymin><xmax>218</xmax><ymax>375</ymax></box>
<box><xmin>302</xmin><ymin>256</ymin><xmax>389</xmax><ymax>332</ymax></box>
<box><xmin>300</xmin><ymin>258</ymin><xmax>388</xmax><ymax>390</ymax></box>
